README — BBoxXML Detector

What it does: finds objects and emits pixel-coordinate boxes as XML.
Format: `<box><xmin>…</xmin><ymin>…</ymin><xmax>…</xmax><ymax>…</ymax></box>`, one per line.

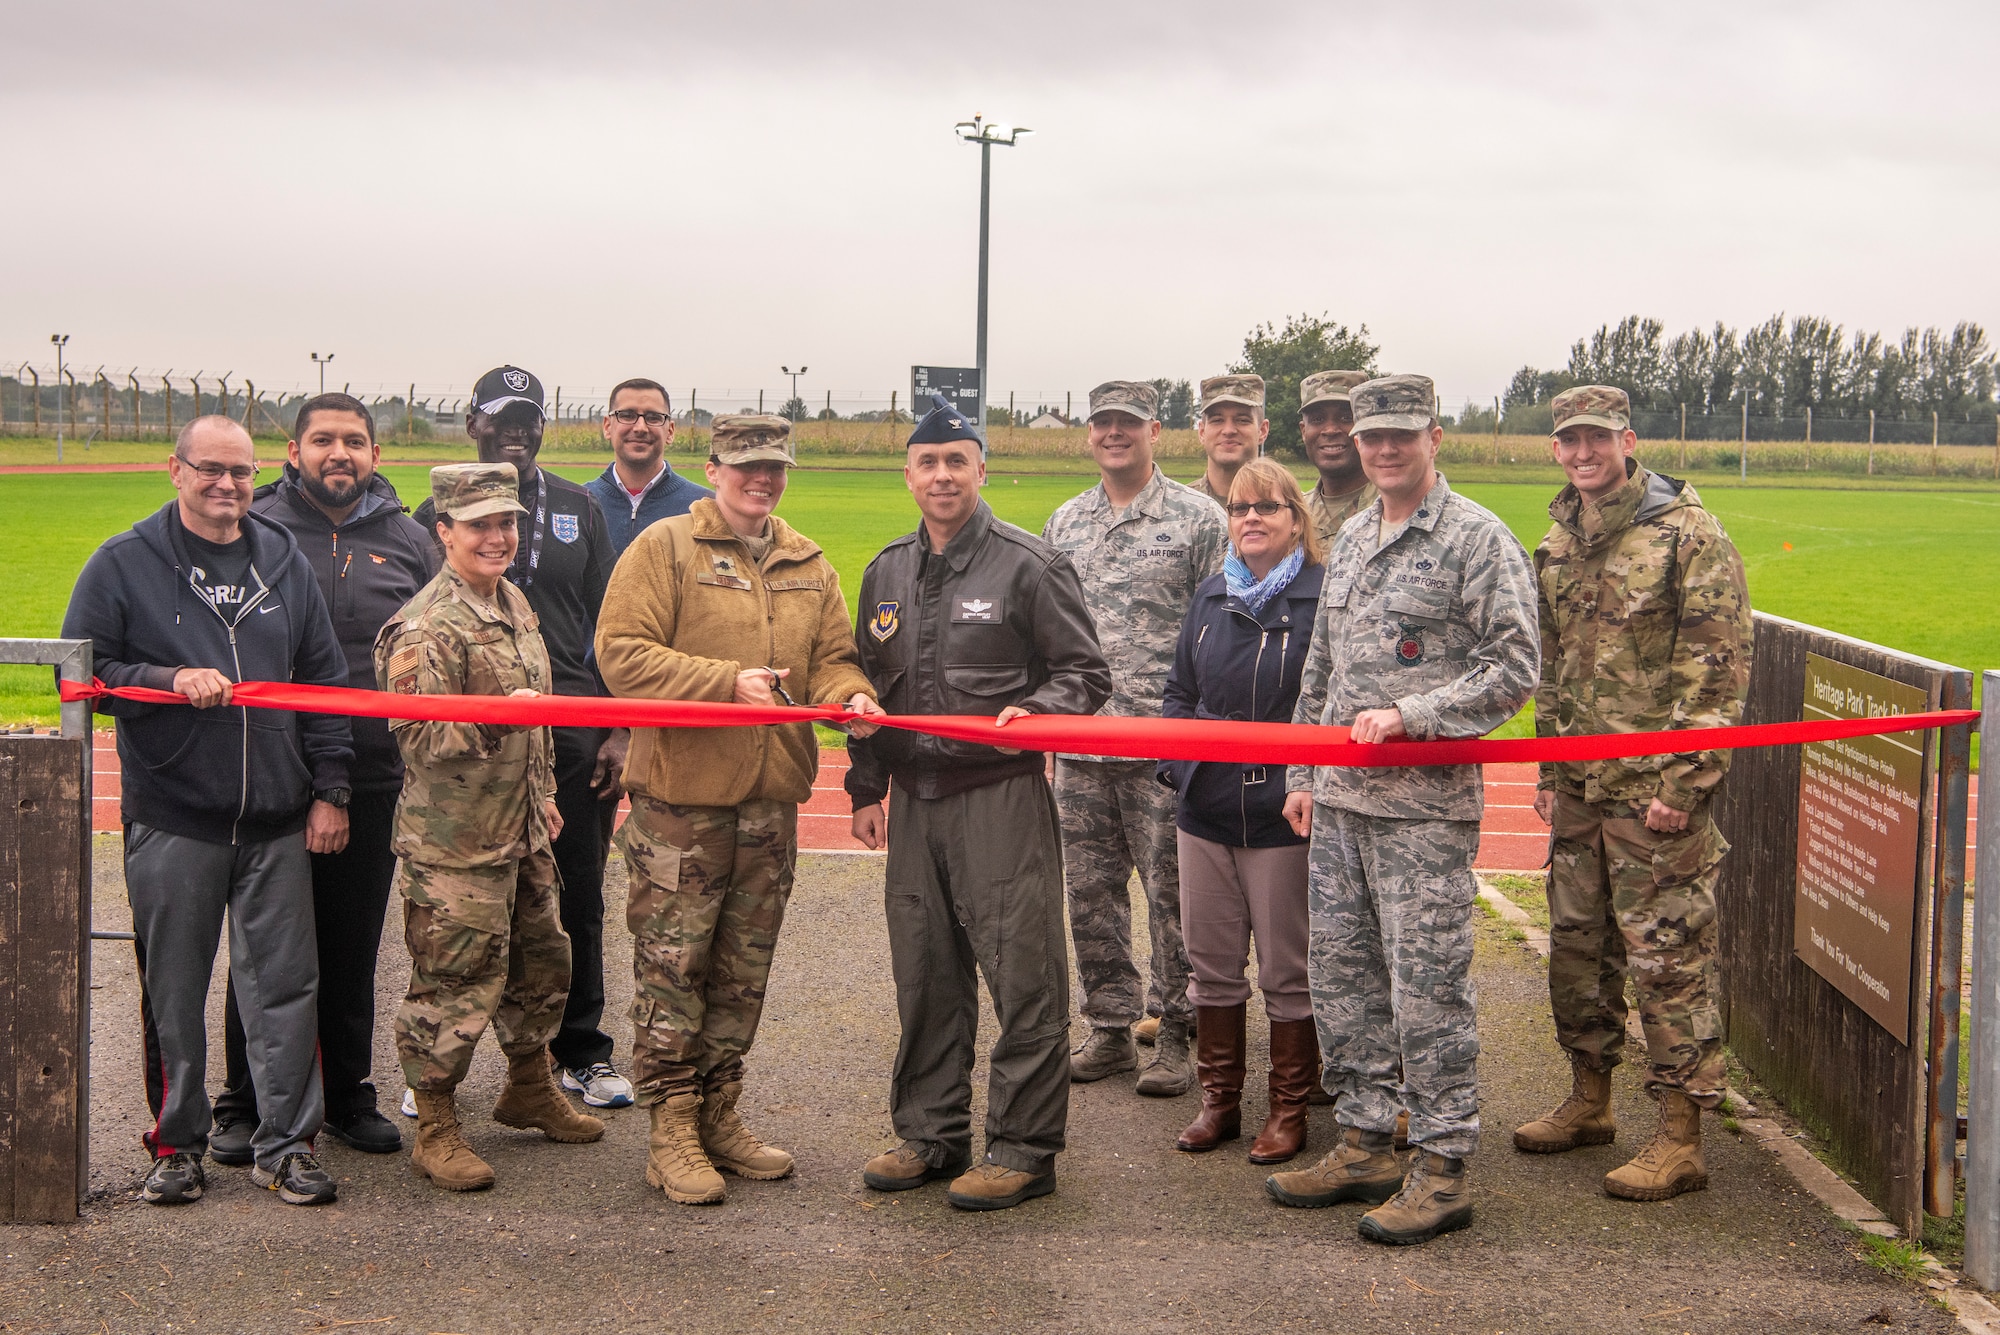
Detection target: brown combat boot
<box><xmin>698</xmin><ymin>1080</ymin><xmax>795</xmax><ymax>1180</ymax></box>
<box><xmin>1358</xmin><ymin>1151</ymin><xmax>1473</xmax><ymax>1245</ymax></box>
<box><xmin>1135</xmin><ymin>1015</ymin><xmax>1161</xmax><ymax>1046</ymax></box>
<box><xmin>944</xmin><ymin>1161</ymin><xmax>1056</xmax><ymax>1212</ymax></box>
<box><xmin>1175</xmin><ymin>1004</ymin><xmax>1246</xmax><ymax>1152</ymax></box>
<box><xmin>1249</xmin><ymin>1018</ymin><xmax>1317</xmax><ymax>1164</ymax></box>
<box><xmin>410</xmin><ymin>1089</ymin><xmax>495</xmax><ymax>1192</ymax></box>
<box><xmin>492</xmin><ymin>1049</ymin><xmax>606</xmax><ymax>1143</ymax></box>
<box><xmin>1604</xmin><ymin>1090</ymin><xmax>1707</xmax><ymax>1201</ymax></box>
<box><xmin>1514</xmin><ymin>1052</ymin><xmax>1616</xmax><ymax>1154</ymax></box>
<box><xmin>1264</xmin><ymin>1125</ymin><xmax>1403</xmax><ymax>1208</ymax></box>
<box><xmin>647</xmin><ymin>1095</ymin><xmax>726</xmax><ymax>1204</ymax></box>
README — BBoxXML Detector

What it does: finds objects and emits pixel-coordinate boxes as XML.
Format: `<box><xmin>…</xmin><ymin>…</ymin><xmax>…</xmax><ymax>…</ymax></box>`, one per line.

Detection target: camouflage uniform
<box><xmin>375</xmin><ymin>503</ymin><xmax>569</xmax><ymax>1093</ymax></box>
<box><xmin>1044</xmin><ymin>466</ymin><xmax>1226</xmax><ymax>1028</ymax></box>
<box><xmin>1190</xmin><ymin>373</ymin><xmax>1267</xmax><ymax>510</ymax></box>
<box><xmin>1535</xmin><ymin>386</ymin><xmax>1753</xmax><ymax>1107</ymax></box>
<box><xmin>1287</xmin><ymin>377</ymin><xmax>1540</xmax><ymax>1158</ymax></box>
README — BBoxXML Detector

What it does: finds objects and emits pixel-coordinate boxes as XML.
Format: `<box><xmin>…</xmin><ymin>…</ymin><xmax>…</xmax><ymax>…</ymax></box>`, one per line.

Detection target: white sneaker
<box><xmin>560</xmin><ymin>1062</ymin><xmax>635</xmax><ymax>1108</ymax></box>
<box><xmin>400</xmin><ymin>1087</ymin><xmax>418</xmax><ymax>1119</ymax></box>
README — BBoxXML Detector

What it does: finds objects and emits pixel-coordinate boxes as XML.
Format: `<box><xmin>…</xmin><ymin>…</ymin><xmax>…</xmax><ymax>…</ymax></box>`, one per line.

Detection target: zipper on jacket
<box><xmin>1244</xmin><ymin>628</ymin><xmax>1270</xmax><ymax>843</ymax></box>
<box><xmin>186</xmin><ymin>566</ymin><xmax>272</xmax><ymax>846</ymax></box>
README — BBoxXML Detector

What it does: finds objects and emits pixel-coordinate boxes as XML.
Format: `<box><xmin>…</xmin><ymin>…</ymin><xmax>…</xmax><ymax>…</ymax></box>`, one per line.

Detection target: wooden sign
<box><xmin>1793</xmin><ymin>653</ymin><xmax>1929</xmax><ymax>1042</ymax></box>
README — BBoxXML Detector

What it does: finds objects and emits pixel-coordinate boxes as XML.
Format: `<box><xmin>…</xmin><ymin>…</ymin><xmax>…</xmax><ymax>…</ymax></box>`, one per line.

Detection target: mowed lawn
<box><xmin>4</xmin><ymin>463</ymin><xmax>1996</xmax><ymax>727</ymax></box>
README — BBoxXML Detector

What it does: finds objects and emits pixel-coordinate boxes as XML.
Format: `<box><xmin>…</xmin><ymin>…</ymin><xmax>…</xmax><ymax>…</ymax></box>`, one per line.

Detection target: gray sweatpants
<box><xmin>884</xmin><ymin>772</ymin><xmax>1070</xmax><ymax>1176</ymax></box>
<box><xmin>125</xmin><ymin>822</ymin><xmax>324</xmax><ymax>1168</ymax></box>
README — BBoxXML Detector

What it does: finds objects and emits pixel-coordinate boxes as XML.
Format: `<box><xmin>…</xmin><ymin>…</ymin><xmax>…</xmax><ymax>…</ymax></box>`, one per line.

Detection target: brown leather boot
<box><xmin>1264</xmin><ymin>1125</ymin><xmax>1403</xmax><ymax>1208</ymax></box>
<box><xmin>1604</xmin><ymin>1090</ymin><xmax>1707</xmax><ymax>1201</ymax></box>
<box><xmin>1358</xmin><ymin>1151</ymin><xmax>1473</xmax><ymax>1245</ymax></box>
<box><xmin>410</xmin><ymin>1089</ymin><xmax>495</xmax><ymax>1192</ymax></box>
<box><xmin>1514</xmin><ymin>1052</ymin><xmax>1616</xmax><ymax>1154</ymax></box>
<box><xmin>492</xmin><ymin>1049</ymin><xmax>606</xmax><ymax>1143</ymax></box>
<box><xmin>699</xmin><ymin>1079</ymin><xmax>794</xmax><ymax>1180</ymax></box>
<box><xmin>1175</xmin><ymin>1004</ymin><xmax>1246</xmax><ymax>1152</ymax></box>
<box><xmin>1249</xmin><ymin>1018</ymin><xmax>1317</xmax><ymax>1164</ymax></box>
<box><xmin>647</xmin><ymin>1095</ymin><xmax>725</xmax><ymax>1204</ymax></box>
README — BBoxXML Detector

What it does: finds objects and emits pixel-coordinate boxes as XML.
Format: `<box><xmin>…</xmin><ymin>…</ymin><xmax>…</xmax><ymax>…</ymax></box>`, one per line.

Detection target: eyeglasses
<box><xmin>175</xmin><ymin>456</ymin><xmax>260</xmax><ymax>483</ymax></box>
<box><xmin>1223</xmin><ymin>500</ymin><xmax>1290</xmax><ymax>518</ymax></box>
<box><xmin>610</xmin><ymin>409</ymin><xmax>670</xmax><ymax>426</ymax></box>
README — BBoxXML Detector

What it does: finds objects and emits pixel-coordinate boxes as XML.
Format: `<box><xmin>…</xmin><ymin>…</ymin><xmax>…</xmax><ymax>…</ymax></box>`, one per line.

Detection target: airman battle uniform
<box><xmin>848</xmin><ymin>405</ymin><xmax>1110</xmax><ymax>1209</ymax></box>
<box><xmin>376</xmin><ymin>463</ymin><xmax>603</xmax><ymax>1192</ymax></box>
<box><xmin>1515</xmin><ymin>385</ymin><xmax>1752</xmax><ymax>1204</ymax></box>
<box><xmin>1043</xmin><ymin>408</ymin><xmax>1226</xmax><ymax>1093</ymax></box>
<box><xmin>1269</xmin><ymin>376</ymin><xmax>1539</xmax><ymax>1246</ymax></box>
<box><xmin>595</xmin><ymin>416</ymin><xmax>875</xmax><ymax>1205</ymax></box>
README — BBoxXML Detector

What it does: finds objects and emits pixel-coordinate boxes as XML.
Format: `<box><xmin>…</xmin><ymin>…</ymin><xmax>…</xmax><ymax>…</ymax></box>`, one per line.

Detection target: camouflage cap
<box><xmin>1200</xmin><ymin>374</ymin><xmax>1265</xmax><ymax>412</ymax></box>
<box><xmin>1551</xmin><ymin>385</ymin><xmax>1632</xmax><ymax>434</ymax></box>
<box><xmin>1087</xmin><ymin>380</ymin><xmax>1159</xmax><ymax>422</ymax></box>
<box><xmin>430</xmin><ymin>462</ymin><xmax>527</xmax><ymax>521</ymax></box>
<box><xmin>709</xmin><ymin>413</ymin><xmax>797</xmax><ymax>467</ymax></box>
<box><xmin>1298</xmin><ymin>369</ymin><xmax>1370</xmax><ymax>412</ymax></box>
<box><xmin>1350</xmin><ymin>374</ymin><xmax>1438</xmax><ymax>434</ymax></box>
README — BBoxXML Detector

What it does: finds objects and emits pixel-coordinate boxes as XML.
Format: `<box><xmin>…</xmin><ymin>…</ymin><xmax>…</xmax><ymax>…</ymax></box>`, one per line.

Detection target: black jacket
<box><xmin>1158</xmin><ymin>562</ymin><xmax>1324</xmax><ymax>847</ymax></box>
<box><xmin>62</xmin><ymin>502</ymin><xmax>354</xmax><ymax>846</ymax></box>
<box><xmin>846</xmin><ymin>501</ymin><xmax>1111</xmax><ymax>806</ymax></box>
<box><xmin>413</xmin><ymin>465</ymin><xmax>612</xmax><ymax>699</ymax></box>
<box><xmin>251</xmin><ymin>465</ymin><xmax>438</xmax><ymax>792</ymax></box>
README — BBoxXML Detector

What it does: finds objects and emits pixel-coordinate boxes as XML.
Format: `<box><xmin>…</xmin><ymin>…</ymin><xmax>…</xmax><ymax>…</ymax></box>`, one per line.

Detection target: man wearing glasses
<box><xmin>584</xmin><ymin>378</ymin><xmax>713</xmax><ymax>560</ymax></box>
<box><xmin>63</xmin><ymin>416</ymin><xmax>354</xmax><ymax>1208</ymax></box>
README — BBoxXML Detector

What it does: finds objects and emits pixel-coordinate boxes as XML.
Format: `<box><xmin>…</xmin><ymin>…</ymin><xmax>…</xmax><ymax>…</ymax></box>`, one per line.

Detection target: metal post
<box><xmin>127</xmin><ymin>372</ymin><xmax>139</xmax><ymax>439</ymax></box>
<box><xmin>1869</xmin><ymin>408</ymin><xmax>1876</xmax><ymax>476</ymax></box>
<box><xmin>1926</xmin><ymin>670</ymin><xmax>1974</xmax><ymax>1216</ymax></box>
<box><xmin>1740</xmin><ymin>399</ymin><xmax>1748</xmax><ymax>481</ymax></box>
<box><xmin>975</xmin><ymin>136</ymin><xmax>991</xmax><ymax>432</ymax></box>
<box><xmin>1965</xmin><ymin>671</ymin><xmax>2000</xmax><ymax>1286</ymax></box>
<box><xmin>51</xmin><ymin>334</ymin><xmax>68</xmax><ymax>462</ymax></box>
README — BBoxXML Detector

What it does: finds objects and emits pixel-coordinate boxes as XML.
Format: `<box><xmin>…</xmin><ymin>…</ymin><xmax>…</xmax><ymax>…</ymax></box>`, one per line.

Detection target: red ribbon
<box><xmin>58</xmin><ymin>678</ymin><xmax>1976</xmax><ymax>769</ymax></box>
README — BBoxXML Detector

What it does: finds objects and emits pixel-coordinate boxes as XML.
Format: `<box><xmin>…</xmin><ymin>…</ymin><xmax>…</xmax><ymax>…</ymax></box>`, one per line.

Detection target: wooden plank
<box><xmin>0</xmin><ymin>738</ymin><xmax>87</xmax><ymax>1223</ymax></box>
<box><xmin>1716</xmin><ymin>615</ymin><xmax>1939</xmax><ymax>1238</ymax></box>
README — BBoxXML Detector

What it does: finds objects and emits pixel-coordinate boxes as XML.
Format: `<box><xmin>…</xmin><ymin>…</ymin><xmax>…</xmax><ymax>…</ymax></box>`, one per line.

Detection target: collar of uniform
<box><xmin>688</xmin><ymin>497</ymin><xmax>822</xmax><ymax>563</ymax></box>
<box><xmin>442</xmin><ymin>563</ymin><xmax>531</xmax><ymax>628</ymax></box>
<box><xmin>1403</xmin><ymin>472</ymin><xmax>1452</xmax><ymax>533</ymax></box>
<box><xmin>1086</xmin><ymin>465</ymin><xmax>1169</xmax><ymax>520</ymax></box>
<box><xmin>926</xmin><ymin>499</ymin><xmax>994</xmax><ymax>572</ymax></box>
<box><xmin>1313</xmin><ymin>475</ymin><xmax>1373</xmax><ymax>507</ymax></box>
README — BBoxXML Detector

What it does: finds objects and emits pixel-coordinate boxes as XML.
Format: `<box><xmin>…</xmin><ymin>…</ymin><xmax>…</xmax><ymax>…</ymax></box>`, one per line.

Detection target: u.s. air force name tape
<box><xmin>57</xmin><ymin>678</ymin><xmax>1977</xmax><ymax>770</ymax></box>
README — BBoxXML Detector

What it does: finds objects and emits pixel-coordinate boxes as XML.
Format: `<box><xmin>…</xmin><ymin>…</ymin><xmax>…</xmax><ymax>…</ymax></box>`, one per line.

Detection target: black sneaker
<box><xmin>208</xmin><ymin>1115</ymin><xmax>254</xmax><ymax>1166</ymax></box>
<box><xmin>324</xmin><ymin>1107</ymin><xmax>403</xmax><ymax>1155</ymax></box>
<box><xmin>252</xmin><ymin>1151</ymin><xmax>338</xmax><ymax>1206</ymax></box>
<box><xmin>142</xmin><ymin>1152</ymin><xmax>206</xmax><ymax>1205</ymax></box>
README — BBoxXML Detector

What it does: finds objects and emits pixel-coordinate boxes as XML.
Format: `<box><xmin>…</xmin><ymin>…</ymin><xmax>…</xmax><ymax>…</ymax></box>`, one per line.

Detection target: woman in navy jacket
<box><xmin>1158</xmin><ymin>459</ymin><xmax>1325</xmax><ymax>1165</ymax></box>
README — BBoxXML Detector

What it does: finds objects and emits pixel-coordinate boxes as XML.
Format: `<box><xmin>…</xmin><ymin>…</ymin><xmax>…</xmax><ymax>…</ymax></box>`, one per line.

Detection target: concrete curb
<box><xmin>1477</xmin><ymin>873</ymin><xmax>1998</xmax><ymax>1332</ymax></box>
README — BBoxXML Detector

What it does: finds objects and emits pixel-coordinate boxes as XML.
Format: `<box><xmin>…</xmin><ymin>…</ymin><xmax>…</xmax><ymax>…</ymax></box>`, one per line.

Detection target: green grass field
<box><xmin>5</xmin><ymin>462</ymin><xmax>1995</xmax><ymax>743</ymax></box>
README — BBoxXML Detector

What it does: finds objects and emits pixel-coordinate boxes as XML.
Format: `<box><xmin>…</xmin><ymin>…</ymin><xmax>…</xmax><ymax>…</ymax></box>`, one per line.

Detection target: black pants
<box><xmin>214</xmin><ymin>789</ymin><xmax>398</xmax><ymax>1122</ymax></box>
<box><xmin>548</xmin><ymin>725</ymin><xmax>618</xmax><ymax>1071</ymax></box>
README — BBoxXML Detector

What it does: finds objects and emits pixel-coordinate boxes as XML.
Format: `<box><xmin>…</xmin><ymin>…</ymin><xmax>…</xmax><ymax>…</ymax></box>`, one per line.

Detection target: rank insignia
<box><xmin>1394</xmin><ymin>621</ymin><xmax>1425</xmax><ymax>666</ymax></box>
<box><xmin>713</xmin><ymin>555</ymin><xmax>737</xmax><ymax>575</ymax></box>
<box><xmin>550</xmin><ymin>513</ymin><xmax>580</xmax><ymax>544</ymax></box>
<box><xmin>870</xmin><ymin>601</ymin><xmax>900</xmax><ymax>642</ymax></box>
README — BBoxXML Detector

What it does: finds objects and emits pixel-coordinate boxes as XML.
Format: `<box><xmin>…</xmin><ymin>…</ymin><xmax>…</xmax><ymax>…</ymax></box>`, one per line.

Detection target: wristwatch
<box><xmin>313</xmin><ymin>787</ymin><xmax>351</xmax><ymax>809</ymax></box>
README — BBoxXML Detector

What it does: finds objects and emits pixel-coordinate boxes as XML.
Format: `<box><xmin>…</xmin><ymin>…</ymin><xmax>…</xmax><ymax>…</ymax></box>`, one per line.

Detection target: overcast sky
<box><xmin>5</xmin><ymin>0</ymin><xmax>1994</xmax><ymax>412</ymax></box>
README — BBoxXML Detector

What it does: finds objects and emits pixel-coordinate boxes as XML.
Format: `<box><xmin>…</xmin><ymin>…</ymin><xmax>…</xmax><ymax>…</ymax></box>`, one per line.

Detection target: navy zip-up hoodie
<box><xmin>1158</xmin><ymin>561</ymin><xmax>1325</xmax><ymax>848</ymax></box>
<box><xmin>62</xmin><ymin>501</ymin><xmax>354</xmax><ymax>846</ymax></box>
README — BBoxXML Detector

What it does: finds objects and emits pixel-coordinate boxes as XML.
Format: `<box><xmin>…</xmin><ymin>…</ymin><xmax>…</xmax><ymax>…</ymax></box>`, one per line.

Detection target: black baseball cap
<box><xmin>472</xmin><ymin>365</ymin><xmax>546</xmax><ymax>418</ymax></box>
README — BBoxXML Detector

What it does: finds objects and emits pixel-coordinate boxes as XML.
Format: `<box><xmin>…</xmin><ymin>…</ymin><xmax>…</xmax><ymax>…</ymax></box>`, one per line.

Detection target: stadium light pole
<box><xmin>955</xmin><ymin>115</ymin><xmax>1030</xmax><ymax>431</ymax></box>
<box><xmin>50</xmin><ymin>333</ymin><xmax>70</xmax><ymax>463</ymax></box>
<box><xmin>782</xmin><ymin>365</ymin><xmax>809</xmax><ymax>421</ymax></box>
<box><xmin>311</xmin><ymin>351</ymin><xmax>335</xmax><ymax>395</ymax></box>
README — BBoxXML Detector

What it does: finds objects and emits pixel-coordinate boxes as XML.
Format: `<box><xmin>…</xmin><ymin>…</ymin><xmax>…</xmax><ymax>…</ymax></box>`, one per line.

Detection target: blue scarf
<box><xmin>1224</xmin><ymin>545</ymin><xmax>1304</xmax><ymax>615</ymax></box>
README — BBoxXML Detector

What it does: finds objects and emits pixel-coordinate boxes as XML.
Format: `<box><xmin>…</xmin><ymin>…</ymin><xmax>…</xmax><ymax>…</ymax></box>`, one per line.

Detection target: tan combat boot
<box><xmin>1135</xmin><ymin>1016</ymin><xmax>1161</xmax><ymax>1047</ymax></box>
<box><xmin>698</xmin><ymin>1080</ymin><xmax>795</xmax><ymax>1180</ymax></box>
<box><xmin>492</xmin><ymin>1049</ymin><xmax>606</xmax><ymax>1143</ymax></box>
<box><xmin>1604</xmin><ymin>1090</ymin><xmax>1707</xmax><ymax>1201</ymax></box>
<box><xmin>648</xmin><ymin>1095</ymin><xmax>726</xmax><ymax>1205</ymax></box>
<box><xmin>1358</xmin><ymin>1151</ymin><xmax>1473</xmax><ymax>1245</ymax></box>
<box><xmin>1263</xmin><ymin>1125</ymin><xmax>1403</xmax><ymax>1208</ymax></box>
<box><xmin>1513</xmin><ymin>1052</ymin><xmax>1616</xmax><ymax>1154</ymax></box>
<box><xmin>410</xmin><ymin>1089</ymin><xmax>496</xmax><ymax>1192</ymax></box>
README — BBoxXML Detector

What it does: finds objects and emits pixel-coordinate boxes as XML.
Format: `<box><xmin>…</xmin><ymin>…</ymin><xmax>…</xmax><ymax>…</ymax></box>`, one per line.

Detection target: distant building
<box><xmin>1026</xmin><ymin>411</ymin><xmax>1069</xmax><ymax>429</ymax></box>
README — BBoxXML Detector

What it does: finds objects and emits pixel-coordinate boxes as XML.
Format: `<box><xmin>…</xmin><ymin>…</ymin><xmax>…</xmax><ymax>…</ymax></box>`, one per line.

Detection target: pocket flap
<box><xmin>1323</xmin><ymin>580</ymin><xmax>1353</xmax><ymax>608</ymax></box>
<box><xmin>1383</xmin><ymin>588</ymin><xmax>1450</xmax><ymax>623</ymax></box>
<box><xmin>944</xmin><ymin>664</ymin><xmax>1029</xmax><ymax>697</ymax></box>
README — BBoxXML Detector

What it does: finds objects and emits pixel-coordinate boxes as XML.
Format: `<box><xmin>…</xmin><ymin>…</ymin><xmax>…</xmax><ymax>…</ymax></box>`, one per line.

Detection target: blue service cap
<box><xmin>906</xmin><ymin>394</ymin><xmax>986</xmax><ymax>455</ymax></box>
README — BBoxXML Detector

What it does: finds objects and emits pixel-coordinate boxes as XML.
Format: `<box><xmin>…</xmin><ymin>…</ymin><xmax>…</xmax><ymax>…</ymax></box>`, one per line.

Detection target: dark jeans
<box><xmin>215</xmin><ymin>789</ymin><xmax>398</xmax><ymax>1123</ymax></box>
<box><xmin>549</xmin><ymin>725</ymin><xmax>618</xmax><ymax>1071</ymax></box>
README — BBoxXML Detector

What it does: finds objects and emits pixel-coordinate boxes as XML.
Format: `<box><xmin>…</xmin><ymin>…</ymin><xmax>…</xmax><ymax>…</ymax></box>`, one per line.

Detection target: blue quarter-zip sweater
<box><xmin>62</xmin><ymin>502</ymin><xmax>353</xmax><ymax>846</ymax></box>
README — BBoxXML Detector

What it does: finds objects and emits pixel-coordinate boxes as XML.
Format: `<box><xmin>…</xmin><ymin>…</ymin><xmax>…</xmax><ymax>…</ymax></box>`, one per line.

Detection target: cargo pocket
<box><xmin>405</xmin><ymin>897</ymin><xmax>506</xmax><ymax>985</ymax></box>
<box><xmin>1650</xmin><ymin>815</ymin><xmax>1728</xmax><ymax>891</ymax></box>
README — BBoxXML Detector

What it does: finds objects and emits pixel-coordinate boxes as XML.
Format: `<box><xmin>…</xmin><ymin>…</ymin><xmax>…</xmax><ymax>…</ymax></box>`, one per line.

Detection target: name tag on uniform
<box><xmin>952</xmin><ymin>596</ymin><xmax>1003</xmax><ymax>623</ymax></box>
<box><xmin>696</xmin><ymin>573</ymin><xmax>754</xmax><ymax>590</ymax></box>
